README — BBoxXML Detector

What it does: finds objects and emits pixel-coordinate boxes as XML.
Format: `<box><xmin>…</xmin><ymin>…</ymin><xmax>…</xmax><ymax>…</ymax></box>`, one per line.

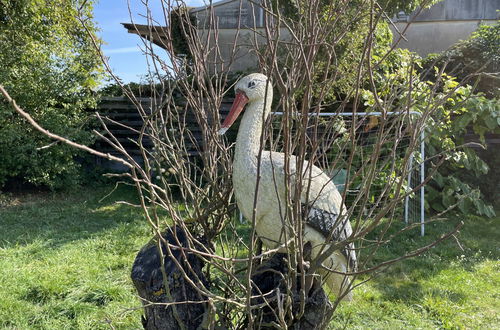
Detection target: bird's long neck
<box><xmin>235</xmin><ymin>99</ymin><xmax>269</xmax><ymax>163</ymax></box>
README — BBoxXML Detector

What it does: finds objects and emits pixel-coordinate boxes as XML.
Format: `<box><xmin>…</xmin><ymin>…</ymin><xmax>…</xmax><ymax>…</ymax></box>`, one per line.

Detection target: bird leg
<box><xmin>302</xmin><ymin>241</ymin><xmax>322</xmax><ymax>296</ymax></box>
<box><xmin>256</xmin><ymin>237</ymin><xmax>263</xmax><ymax>256</ymax></box>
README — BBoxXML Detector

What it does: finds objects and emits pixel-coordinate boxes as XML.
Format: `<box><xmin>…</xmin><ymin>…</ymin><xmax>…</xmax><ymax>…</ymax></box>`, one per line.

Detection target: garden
<box><xmin>0</xmin><ymin>0</ymin><xmax>499</xmax><ymax>328</ymax></box>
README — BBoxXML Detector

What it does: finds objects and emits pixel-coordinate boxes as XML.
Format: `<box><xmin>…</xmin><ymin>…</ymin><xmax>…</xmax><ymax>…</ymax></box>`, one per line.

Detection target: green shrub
<box><xmin>272</xmin><ymin>3</ymin><xmax>498</xmax><ymax>218</ymax></box>
<box><xmin>350</xmin><ymin>43</ymin><xmax>498</xmax><ymax>218</ymax></box>
<box><xmin>424</xmin><ymin>21</ymin><xmax>500</xmax><ymax>97</ymax></box>
<box><xmin>0</xmin><ymin>0</ymin><xmax>103</xmax><ymax>189</ymax></box>
<box><xmin>425</xmin><ymin>86</ymin><xmax>498</xmax><ymax>217</ymax></box>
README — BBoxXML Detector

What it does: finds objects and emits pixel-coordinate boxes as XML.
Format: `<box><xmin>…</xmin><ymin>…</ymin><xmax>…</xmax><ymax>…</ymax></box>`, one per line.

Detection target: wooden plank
<box><xmin>101</xmin><ymin>96</ymin><xmax>154</xmax><ymax>102</ymax></box>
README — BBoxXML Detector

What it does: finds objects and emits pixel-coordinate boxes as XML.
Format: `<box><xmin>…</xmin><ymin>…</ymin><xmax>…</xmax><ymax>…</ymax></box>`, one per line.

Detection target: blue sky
<box><xmin>94</xmin><ymin>0</ymin><xmax>206</xmax><ymax>83</ymax></box>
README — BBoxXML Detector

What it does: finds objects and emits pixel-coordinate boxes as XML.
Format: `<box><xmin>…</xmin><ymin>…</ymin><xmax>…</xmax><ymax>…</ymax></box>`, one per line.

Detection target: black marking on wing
<box><xmin>302</xmin><ymin>204</ymin><xmax>357</xmax><ymax>271</ymax></box>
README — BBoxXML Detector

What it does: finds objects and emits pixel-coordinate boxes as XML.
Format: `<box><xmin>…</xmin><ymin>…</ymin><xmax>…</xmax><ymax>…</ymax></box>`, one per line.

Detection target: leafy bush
<box><xmin>420</xmin><ymin>20</ymin><xmax>500</xmax><ymax>215</ymax></box>
<box><xmin>271</xmin><ymin>3</ymin><xmax>498</xmax><ymax>218</ymax></box>
<box><xmin>364</xmin><ymin>49</ymin><xmax>498</xmax><ymax>217</ymax></box>
<box><xmin>424</xmin><ymin>83</ymin><xmax>498</xmax><ymax>217</ymax></box>
<box><xmin>424</xmin><ymin>21</ymin><xmax>500</xmax><ymax>97</ymax></box>
<box><xmin>0</xmin><ymin>0</ymin><xmax>103</xmax><ymax>189</ymax></box>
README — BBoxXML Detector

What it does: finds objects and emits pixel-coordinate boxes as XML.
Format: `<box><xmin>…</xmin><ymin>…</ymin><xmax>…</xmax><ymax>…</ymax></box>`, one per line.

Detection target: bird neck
<box><xmin>235</xmin><ymin>98</ymin><xmax>270</xmax><ymax>162</ymax></box>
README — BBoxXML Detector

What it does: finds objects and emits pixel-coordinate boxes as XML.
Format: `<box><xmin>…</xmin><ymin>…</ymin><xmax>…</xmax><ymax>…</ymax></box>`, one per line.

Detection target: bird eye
<box><xmin>247</xmin><ymin>81</ymin><xmax>256</xmax><ymax>89</ymax></box>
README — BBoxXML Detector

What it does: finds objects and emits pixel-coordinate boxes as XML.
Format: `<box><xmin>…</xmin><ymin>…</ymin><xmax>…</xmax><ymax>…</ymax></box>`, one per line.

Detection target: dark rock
<box><xmin>131</xmin><ymin>226</ymin><xmax>209</xmax><ymax>330</ymax></box>
<box><xmin>250</xmin><ymin>253</ymin><xmax>334</xmax><ymax>329</ymax></box>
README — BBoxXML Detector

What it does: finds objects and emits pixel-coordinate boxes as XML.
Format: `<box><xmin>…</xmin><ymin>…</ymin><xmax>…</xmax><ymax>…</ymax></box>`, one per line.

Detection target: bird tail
<box><xmin>319</xmin><ymin>253</ymin><xmax>354</xmax><ymax>301</ymax></box>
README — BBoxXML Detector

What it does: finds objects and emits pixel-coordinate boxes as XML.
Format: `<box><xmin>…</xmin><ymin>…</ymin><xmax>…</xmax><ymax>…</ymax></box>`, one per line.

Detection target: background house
<box><xmin>123</xmin><ymin>0</ymin><xmax>499</xmax><ymax>72</ymax></box>
<box><xmin>124</xmin><ymin>0</ymin><xmax>277</xmax><ymax>73</ymax></box>
<box><xmin>392</xmin><ymin>0</ymin><xmax>498</xmax><ymax>56</ymax></box>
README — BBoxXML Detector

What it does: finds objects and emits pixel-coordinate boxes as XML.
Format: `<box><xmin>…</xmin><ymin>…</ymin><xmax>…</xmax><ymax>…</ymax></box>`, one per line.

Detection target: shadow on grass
<box><xmin>0</xmin><ymin>184</ymin><xmax>146</xmax><ymax>250</ymax></box>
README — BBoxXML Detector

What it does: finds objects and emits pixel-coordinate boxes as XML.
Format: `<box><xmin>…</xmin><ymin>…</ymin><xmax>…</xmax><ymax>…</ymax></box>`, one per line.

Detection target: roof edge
<box><xmin>190</xmin><ymin>0</ymin><xmax>238</xmax><ymax>13</ymax></box>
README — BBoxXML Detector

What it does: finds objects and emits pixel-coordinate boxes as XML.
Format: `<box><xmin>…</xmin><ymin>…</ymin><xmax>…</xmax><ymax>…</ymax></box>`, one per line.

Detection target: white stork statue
<box><xmin>219</xmin><ymin>73</ymin><xmax>357</xmax><ymax>300</ymax></box>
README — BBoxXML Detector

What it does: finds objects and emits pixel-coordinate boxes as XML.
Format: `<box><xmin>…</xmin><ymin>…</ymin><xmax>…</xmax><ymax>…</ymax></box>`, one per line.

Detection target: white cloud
<box><xmin>186</xmin><ymin>0</ymin><xmax>206</xmax><ymax>7</ymax></box>
<box><xmin>103</xmin><ymin>46</ymin><xmax>141</xmax><ymax>54</ymax></box>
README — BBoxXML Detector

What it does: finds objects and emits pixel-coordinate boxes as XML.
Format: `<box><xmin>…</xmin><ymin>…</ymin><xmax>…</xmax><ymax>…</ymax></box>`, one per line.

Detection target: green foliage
<box><xmin>0</xmin><ymin>0</ymin><xmax>103</xmax><ymax>189</ymax></box>
<box><xmin>100</xmin><ymin>81</ymin><xmax>163</xmax><ymax>97</ymax></box>
<box><xmin>378</xmin><ymin>0</ymin><xmax>441</xmax><ymax>16</ymax></box>
<box><xmin>420</xmin><ymin>16</ymin><xmax>499</xmax><ymax>207</ymax></box>
<box><xmin>273</xmin><ymin>0</ymin><xmax>439</xmax><ymax>99</ymax></box>
<box><xmin>365</xmin><ymin>48</ymin><xmax>498</xmax><ymax>217</ymax></box>
<box><xmin>424</xmin><ymin>20</ymin><xmax>500</xmax><ymax>97</ymax></box>
<box><xmin>424</xmin><ymin>83</ymin><xmax>498</xmax><ymax>217</ymax></box>
<box><xmin>273</xmin><ymin>2</ymin><xmax>498</xmax><ymax>217</ymax></box>
<box><xmin>273</xmin><ymin>0</ymin><xmax>438</xmax><ymax>20</ymax></box>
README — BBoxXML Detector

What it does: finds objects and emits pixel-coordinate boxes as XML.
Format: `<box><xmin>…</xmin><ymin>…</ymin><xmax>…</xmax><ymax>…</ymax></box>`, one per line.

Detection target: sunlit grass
<box><xmin>0</xmin><ymin>185</ymin><xmax>149</xmax><ymax>329</ymax></box>
<box><xmin>331</xmin><ymin>215</ymin><xmax>500</xmax><ymax>329</ymax></box>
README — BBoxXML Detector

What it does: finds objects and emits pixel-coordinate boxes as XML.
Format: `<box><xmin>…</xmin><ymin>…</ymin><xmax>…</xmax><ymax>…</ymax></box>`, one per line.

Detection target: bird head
<box><xmin>218</xmin><ymin>73</ymin><xmax>272</xmax><ymax>135</ymax></box>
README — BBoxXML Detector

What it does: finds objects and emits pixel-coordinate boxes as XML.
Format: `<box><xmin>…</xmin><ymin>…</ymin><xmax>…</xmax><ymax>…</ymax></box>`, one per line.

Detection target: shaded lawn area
<box><xmin>0</xmin><ymin>185</ymin><xmax>498</xmax><ymax>329</ymax></box>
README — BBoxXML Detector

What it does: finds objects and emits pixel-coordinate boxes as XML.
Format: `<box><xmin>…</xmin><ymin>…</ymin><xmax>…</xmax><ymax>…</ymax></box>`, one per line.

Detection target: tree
<box><xmin>268</xmin><ymin>0</ymin><xmax>439</xmax><ymax>98</ymax></box>
<box><xmin>271</xmin><ymin>0</ymin><xmax>497</xmax><ymax>218</ymax></box>
<box><xmin>0</xmin><ymin>0</ymin><xmax>102</xmax><ymax>189</ymax></box>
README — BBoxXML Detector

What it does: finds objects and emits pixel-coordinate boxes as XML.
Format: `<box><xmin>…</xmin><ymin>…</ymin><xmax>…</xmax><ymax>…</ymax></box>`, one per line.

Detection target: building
<box><xmin>124</xmin><ymin>0</ymin><xmax>276</xmax><ymax>73</ymax></box>
<box><xmin>123</xmin><ymin>0</ymin><xmax>498</xmax><ymax>70</ymax></box>
<box><xmin>392</xmin><ymin>0</ymin><xmax>498</xmax><ymax>56</ymax></box>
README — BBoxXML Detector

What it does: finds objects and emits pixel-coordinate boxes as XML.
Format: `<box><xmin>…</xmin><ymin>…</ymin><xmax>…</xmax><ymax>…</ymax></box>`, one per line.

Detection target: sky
<box><xmin>93</xmin><ymin>0</ymin><xmax>206</xmax><ymax>83</ymax></box>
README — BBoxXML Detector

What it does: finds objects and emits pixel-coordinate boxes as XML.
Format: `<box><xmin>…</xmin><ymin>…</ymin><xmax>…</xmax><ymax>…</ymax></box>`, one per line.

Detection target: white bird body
<box><xmin>220</xmin><ymin>73</ymin><xmax>356</xmax><ymax>300</ymax></box>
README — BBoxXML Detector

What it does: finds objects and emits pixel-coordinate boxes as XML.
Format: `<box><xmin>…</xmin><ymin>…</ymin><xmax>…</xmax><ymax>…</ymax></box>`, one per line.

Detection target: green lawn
<box><xmin>0</xmin><ymin>185</ymin><xmax>498</xmax><ymax>329</ymax></box>
<box><xmin>332</xmin><ymin>215</ymin><xmax>500</xmax><ymax>329</ymax></box>
<box><xmin>0</xmin><ymin>185</ymin><xmax>148</xmax><ymax>329</ymax></box>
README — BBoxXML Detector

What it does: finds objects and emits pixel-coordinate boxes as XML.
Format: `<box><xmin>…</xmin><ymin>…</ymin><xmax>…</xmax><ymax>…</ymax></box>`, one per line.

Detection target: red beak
<box><xmin>218</xmin><ymin>91</ymin><xmax>249</xmax><ymax>135</ymax></box>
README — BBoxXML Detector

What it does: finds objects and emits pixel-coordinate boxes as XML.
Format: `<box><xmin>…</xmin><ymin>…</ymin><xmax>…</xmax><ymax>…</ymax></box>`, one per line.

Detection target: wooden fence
<box><xmin>92</xmin><ymin>97</ymin><xmax>233</xmax><ymax>170</ymax></box>
<box><xmin>92</xmin><ymin>96</ymin><xmax>499</xmax><ymax>170</ymax></box>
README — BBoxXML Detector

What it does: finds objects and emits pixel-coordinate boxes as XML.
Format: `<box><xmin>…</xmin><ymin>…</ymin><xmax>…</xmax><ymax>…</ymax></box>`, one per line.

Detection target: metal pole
<box><xmin>273</xmin><ymin>111</ymin><xmax>422</xmax><ymax>117</ymax></box>
<box><xmin>420</xmin><ymin>129</ymin><xmax>425</xmax><ymax>236</ymax></box>
<box><xmin>405</xmin><ymin>154</ymin><xmax>414</xmax><ymax>224</ymax></box>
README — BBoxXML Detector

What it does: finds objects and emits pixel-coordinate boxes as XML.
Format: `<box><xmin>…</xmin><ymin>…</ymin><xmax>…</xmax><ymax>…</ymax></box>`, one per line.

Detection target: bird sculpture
<box><xmin>219</xmin><ymin>73</ymin><xmax>357</xmax><ymax>300</ymax></box>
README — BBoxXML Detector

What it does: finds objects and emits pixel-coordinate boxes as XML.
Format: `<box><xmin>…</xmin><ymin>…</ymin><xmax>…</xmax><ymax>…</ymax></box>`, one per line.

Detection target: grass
<box><xmin>331</xmin><ymin>215</ymin><xmax>500</xmax><ymax>329</ymax></box>
<box><xmin>0</xmin><ymin>185</ymin><xmax>498</xmax><ymax>329</ymax></box>
<box><xmin>0</xmin><ymin>185</ymin><xmax>149</xmax><ymax>329</ymax></box>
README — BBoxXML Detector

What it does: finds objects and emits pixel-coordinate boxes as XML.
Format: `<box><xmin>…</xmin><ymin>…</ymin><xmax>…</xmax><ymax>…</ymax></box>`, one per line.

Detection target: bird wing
<box><xmin>302</xmin><ymin>205</ymin><xmax>357</xmax><ymax>270</ymax></box>
<box><xmin>265</xmin><ymin>151</ymin><xmax>357</xmax><ymax>270</ymax></box>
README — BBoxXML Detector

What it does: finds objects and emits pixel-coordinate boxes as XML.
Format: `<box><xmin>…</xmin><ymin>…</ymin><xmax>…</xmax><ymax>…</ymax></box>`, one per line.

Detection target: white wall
<box><xmin>392</xmin><ymin>20</ymin><xmax>497</xmax><ymax>56</ymax></box>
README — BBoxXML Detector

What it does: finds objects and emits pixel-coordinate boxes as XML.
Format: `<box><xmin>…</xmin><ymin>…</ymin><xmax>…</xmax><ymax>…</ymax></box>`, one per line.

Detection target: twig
<box><xmin>0</xmin><ymin>85</ymin><xmax>133</xmax><ymax>169</ymax></box>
